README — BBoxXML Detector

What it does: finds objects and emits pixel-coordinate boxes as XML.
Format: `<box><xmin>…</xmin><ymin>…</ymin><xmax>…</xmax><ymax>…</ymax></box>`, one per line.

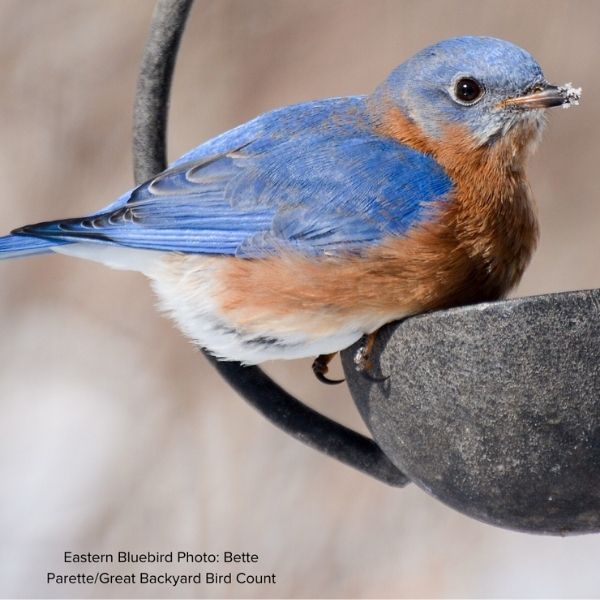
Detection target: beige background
<box><xmin>0</xmin><ymin>0</ymin><xmax>599</xmax><ymax>597</ymax></box>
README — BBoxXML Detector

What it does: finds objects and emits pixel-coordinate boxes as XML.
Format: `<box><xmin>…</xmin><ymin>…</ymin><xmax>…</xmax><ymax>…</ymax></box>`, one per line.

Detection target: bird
<box><xmin>0</xmin><ymin>36</ymin><xmax>581</xmax><ymax>384</ymax></box>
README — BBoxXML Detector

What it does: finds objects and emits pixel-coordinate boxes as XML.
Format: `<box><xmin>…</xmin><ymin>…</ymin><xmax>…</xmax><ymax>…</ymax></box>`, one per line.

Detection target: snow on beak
<box><xmin>503</xmin><ymin>82</ymin><xmax>582</xmax><ymax>109</ymax></box>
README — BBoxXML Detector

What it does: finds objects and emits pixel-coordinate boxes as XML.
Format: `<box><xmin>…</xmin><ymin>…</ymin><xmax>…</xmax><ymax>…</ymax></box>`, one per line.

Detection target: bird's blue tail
<box><xmin>0</xmin><ymin>234</ymin><xmax>62</xmax><ymax>259</ymax></box>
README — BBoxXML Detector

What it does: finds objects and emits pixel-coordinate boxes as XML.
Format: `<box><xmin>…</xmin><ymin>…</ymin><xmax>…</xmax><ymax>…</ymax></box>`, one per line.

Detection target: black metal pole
<box><xmin>131</xmin><ymin>0</ymin><xmax>408</xmax><ymax>487</ymax></box>
<box><xmin>133</xmin><ymin>0</ymin><xmax>193</xmax><ymax>179</ymax></box>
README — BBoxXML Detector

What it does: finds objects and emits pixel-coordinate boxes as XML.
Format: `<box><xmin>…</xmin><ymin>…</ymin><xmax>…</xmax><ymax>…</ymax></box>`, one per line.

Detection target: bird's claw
<box><xmin>312</xmin><ymin>353</ymin><xmax>345</xmax><ymax>385</ymax></box>
<box><xmin>353</xmin><ymin>333</ymin><xmax>388</xmax><ymax>382</ymax></box>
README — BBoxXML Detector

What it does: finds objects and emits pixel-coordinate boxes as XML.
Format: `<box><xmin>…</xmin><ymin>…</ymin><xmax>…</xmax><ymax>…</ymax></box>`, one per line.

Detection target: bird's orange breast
<box><xmin>370</xmin><ymin>105</ymin><xmax>540</xmax><ymax>307</ymax></box>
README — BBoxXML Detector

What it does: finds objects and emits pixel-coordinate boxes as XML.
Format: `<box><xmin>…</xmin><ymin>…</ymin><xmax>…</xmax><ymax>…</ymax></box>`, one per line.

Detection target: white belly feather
<box><xmin>53</xmin><ymin>243</ymin><xmax>381</xmax><ymax>364</ymax></box>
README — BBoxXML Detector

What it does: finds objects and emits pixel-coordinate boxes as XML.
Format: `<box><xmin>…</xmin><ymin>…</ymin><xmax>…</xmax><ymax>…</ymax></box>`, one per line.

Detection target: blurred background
<box><xmin>0</xmin><ymin>0</ymin><xmax>599</xmax><ymax>597</ymax></box>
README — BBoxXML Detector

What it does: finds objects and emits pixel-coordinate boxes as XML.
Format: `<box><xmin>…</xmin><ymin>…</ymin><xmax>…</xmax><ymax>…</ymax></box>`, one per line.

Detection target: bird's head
<box><xmin>372</xmin><ymin>36</ymin><xmax>580</xmax><ymax>153</ymax></box>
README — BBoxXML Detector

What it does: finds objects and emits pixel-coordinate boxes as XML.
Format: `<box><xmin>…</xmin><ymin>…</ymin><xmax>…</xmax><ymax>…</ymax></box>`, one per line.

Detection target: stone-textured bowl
<box><xmin>341</xmin><ymin>289</ymin><xmax>600</xmax><ymax>534</ymax></box>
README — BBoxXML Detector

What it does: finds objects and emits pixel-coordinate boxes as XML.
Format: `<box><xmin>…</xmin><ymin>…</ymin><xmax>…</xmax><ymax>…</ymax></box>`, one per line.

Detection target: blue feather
<box><xmin>0</xmin><ymin>234</ymin><xmax>65</xmax><ymax>259</ymax></box>
<box><xmin>15</xmin><ymin>97</ymin><xmax>453</xmax><ymax>257</ymax></box>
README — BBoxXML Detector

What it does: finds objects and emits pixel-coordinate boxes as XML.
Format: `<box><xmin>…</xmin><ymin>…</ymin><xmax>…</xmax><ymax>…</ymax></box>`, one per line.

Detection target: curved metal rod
<box><xmin>132</xmin><ymin>0</ymin><xmax>408</xmax><ymax>487</ymax></box>
<box><xmin>133</xmin><ymin>0</ymin><xmax>193</xmax><ymax>178</ymax></box>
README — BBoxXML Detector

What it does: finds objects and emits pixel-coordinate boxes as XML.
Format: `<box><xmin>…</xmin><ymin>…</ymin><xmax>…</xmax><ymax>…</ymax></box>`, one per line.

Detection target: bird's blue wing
<box><xmin>16</xmin><ymin>98</ymin><xmax>453</xmax><ymax>257</ymax></box>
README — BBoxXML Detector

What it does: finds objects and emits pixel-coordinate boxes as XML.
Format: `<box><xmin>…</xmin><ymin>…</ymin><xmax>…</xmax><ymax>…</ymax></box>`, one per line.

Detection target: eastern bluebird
<box><xmin>0</xmin><ymin>36</ymin><xmax>580</xmax><ymax>383</ymax></box>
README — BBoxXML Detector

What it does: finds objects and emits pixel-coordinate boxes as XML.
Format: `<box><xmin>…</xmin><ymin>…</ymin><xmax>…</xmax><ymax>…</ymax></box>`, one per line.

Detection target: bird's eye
<box><xmin>453</xmin><ymin>77</ymin><xmax>484</xmax><ymax>105</ymax></box>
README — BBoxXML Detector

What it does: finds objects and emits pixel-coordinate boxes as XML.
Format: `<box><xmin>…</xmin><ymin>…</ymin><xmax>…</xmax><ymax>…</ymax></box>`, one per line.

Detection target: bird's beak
<box><xmin>503</xmin><ymin>82</ymin><xmax>581</xmax><ymax>110</ymax></box>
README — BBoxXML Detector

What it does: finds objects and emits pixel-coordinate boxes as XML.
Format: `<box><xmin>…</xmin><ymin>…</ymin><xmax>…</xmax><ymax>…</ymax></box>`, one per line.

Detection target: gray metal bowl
<box><xmin>341</xmin><ymin>289</ymin><xmax>600</xmax><ymax>534</ymax></box>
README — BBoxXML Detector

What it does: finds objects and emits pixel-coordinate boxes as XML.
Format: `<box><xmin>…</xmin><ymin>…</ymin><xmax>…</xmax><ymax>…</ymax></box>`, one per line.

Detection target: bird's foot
<box><xmin>354</xmin><ymin>332</ymin><xmax>388</xmax><ymax>382</ymax></box>
<box><xmin>312</xmin><ymin>352</ymin><xmax>345</xmax><ymax>385</ymax></box>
